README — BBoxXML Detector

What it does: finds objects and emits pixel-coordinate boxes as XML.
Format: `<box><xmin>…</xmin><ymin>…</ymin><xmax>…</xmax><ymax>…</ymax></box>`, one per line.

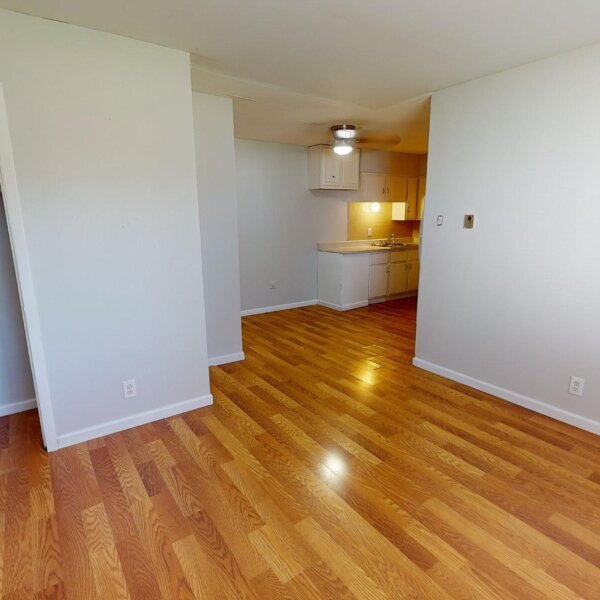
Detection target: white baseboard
<box><xmin>317</xmin><ymin>300</ymin><xmax>369</xmax><ymax>312</ymax></box>
<box><xmin>55</xmin><ymin>393</ymin><xmax>214</xmax><ymax>449</ymax></box>
<box><xmin>317</xmin><ymin>299</ymin><xmax>341</xmax><ymax>311</ymax></box>
<box><xmin>369</xmin><ymin>292</ymin><xmax>418</xmax><ymax>304</ymax></box>
<box><xmin>241</xmin><ymin>300</ymin><xmax>317</xmax><ymax>317</ymax></box>
<box><xmin>342</xmin><ymin>301</ymin><xmax>369</xmax><ymax>311</ymax></box>
<box><xmin>0</xmin><ymin>397</ymin><xmax>36</xmax><ymax>417</ymax></box>
<box><xmin>413</xmin><ymin>357</ymin><xmax>600</xmax><ymax>436</ymax></box>
<box><xmin>208</xmin><ymin>351</ymin><xmax>245</xmax><ymax>366</ymax></box>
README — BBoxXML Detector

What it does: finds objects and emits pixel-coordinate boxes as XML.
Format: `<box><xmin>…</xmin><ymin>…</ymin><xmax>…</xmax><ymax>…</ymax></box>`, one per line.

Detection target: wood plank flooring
<box><xmin>2</xmin><ymin>297</ymin><xmax>600</xmax><ymax>598</ymax></box>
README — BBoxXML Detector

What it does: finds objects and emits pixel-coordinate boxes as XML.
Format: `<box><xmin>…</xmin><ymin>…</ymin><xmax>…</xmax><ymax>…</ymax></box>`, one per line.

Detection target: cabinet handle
<box><xmin>387</xmin><ymin>187</ymin><xmax>390</xmax><ymax>195</ymax></box>
<box><xmin>382</xmin><ymin>187</ymin><xmax>385</xmax><ymax>195</ymax></box>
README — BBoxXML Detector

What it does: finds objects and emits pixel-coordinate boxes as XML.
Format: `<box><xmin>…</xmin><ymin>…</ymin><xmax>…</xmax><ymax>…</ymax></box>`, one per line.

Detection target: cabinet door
<box><xmin>340</xmin><ymin>150</ymin><xmax>360</xmax><ymax>190</ymax></box>
<box><xmin>417</xmin><ymin>176</ymin><xmax>426</xmax><ymax>220</ymax></box>
<box><xmin>391</xmin><ymin>202</ymin><xmax>406</xmax><ymax>221</ymax></box>
<box><xmin>386</xmin><ymin>175</ymin><xmax>407</xmax><ymax>202</ymax></box>
<box><xmin>361</xmin><ymin>173</ymin><xmax>386</xmax><ymax>202</ymax></box>
<box><xmin>321</xmin><ymin>146</ymin><xmax>341</xmax><ymax>187</ymax></box>
<box><xmin>406</xmin><ymin>260</ymin><xmax>420</xmax><ymax>291</ymax></box>
<box><xmin>406</xmin><ymin>177</ymin><xmax>418</xmax><ymax>220</ymax></box>
<box><xmin>388</xmin><ymin>262</ymin><xmax>408</xmax><ymax>295</ymax></box>
<box><xmin>369</xmin><ymin>263</ymin><xmax>389</xmax><ymax>298</ymax></box>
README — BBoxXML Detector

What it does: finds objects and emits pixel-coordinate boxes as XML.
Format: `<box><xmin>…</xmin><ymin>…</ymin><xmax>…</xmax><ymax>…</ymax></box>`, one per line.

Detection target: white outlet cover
<box><xmin>122</xmin><ymin>379</ymin><xmax>137</xmax><ymax>399</ymax></box>
<box><xmin>568</xmin><ymin>376</ymin><xmax>585</xmax><ymax>397</ymax></box>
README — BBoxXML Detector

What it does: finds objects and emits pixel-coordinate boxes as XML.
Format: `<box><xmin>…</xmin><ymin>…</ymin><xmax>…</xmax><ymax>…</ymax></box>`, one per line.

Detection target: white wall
<box><xmin>235</xmin><ymin>140</ymin><xmax>347</xmax><ymax>312</ymax></box>
<box><xmin>0</xmin><ymin>191</ymin><xmax>35</xmax><ymax>413</ymax></box>
<box><xmin>193</xmin><ymin>93</ymin><xmax>243</xmax><ymax>364</ymax></box>
<box><xmin>0</xmin><ymin>9</ymin><xmax>211</xmax><ymax>447</ymax></box>
<box><xmin>415</xmin><ymin>42</ymin><xmax>600</xmax><ymax>433</ymax></box>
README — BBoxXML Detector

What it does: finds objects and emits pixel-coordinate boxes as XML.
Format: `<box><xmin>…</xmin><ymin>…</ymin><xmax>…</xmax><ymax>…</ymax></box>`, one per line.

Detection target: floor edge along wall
<box><xmin>413</xmin><ymin>357</ymin><xmax>600</xmax><ymax>436</ymax></box>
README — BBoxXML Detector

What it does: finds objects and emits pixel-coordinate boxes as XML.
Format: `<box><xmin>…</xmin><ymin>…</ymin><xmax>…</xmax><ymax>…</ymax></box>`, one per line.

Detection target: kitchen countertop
<box><xmin>318</xmin><ymin>242</ymin><xmax>419</xmax><ymax>255</ymax></box>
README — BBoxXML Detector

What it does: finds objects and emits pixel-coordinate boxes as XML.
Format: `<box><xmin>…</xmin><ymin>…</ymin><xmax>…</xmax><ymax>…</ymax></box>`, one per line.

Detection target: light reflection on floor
<box><xmin>319</xmin><ymin>453</ymin><xmax>347</xmax><ymax>481</ymax></box>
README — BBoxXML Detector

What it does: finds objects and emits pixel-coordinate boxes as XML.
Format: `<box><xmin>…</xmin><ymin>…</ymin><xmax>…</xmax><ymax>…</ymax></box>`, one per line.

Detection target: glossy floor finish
<box><xmin>2</xmin><ymin>298</ymin><xmax>600</xmax><ymax>598</ymax></box>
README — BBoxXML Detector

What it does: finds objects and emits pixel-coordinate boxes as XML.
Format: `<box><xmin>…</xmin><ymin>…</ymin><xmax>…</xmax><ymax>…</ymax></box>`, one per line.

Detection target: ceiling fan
<box><xmin>330</xmin><ymin>124</ymin><xmax>400</xmax><ymax>155</ymax></box>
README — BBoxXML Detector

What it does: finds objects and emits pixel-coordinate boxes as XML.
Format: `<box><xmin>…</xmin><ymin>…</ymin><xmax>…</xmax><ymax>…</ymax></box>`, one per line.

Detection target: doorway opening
<box><xmin>0</xmin><ymin>85</ymin><xmax>56</xmax><ymax>449</ymax></box>
<box><xmin>0</xmin><ymin>187</ymin><xmax>36</xmax><ymax>418</ymax></box>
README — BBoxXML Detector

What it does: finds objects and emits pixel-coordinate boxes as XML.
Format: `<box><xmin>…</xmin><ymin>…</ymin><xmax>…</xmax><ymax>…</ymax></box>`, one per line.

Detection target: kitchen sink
<box><xmin>372</xmin><ymin>242</ymin><xmax>407</xmax><ymax>248</ymax></box>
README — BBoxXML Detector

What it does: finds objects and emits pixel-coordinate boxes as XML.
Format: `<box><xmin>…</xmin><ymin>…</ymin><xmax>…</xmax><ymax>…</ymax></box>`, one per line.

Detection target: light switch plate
<box><xmin>464</xmin><ymin>214</ymin><xmax>475</xmax><ymax>229</ymax></box>
<box><xmin>436</xmin><ymin>215</ymin><xmax>443</xmax><ymax>226</ymax></box>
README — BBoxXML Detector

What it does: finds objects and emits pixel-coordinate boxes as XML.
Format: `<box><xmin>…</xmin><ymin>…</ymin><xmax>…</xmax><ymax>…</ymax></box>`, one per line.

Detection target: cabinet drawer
<box><xmin>391</xmin><ymin>250</ymin><xmax>408</xmax><ymax>263</ymax></box>
<box><xmin>370</xmin><ymin>251</ymin><xmax>390</xmax><ymax>265</ymax></box>
<box><xmin>406</xmin><ymin>249</ymin><xmax>419</xmax><ymax>261</ymax></box>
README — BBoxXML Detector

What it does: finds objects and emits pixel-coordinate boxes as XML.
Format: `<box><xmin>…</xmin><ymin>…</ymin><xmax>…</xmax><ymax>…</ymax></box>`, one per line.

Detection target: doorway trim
<box><xmin>0</xmin><ymin>84</ymin><xmax>57</xmax><ymax>450</ymax></box>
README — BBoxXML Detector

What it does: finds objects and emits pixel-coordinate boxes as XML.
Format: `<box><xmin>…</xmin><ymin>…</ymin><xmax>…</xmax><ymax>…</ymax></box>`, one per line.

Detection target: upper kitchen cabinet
<box><xmin>392</xmin><ymin>176</ymin><xmax>426</xmax><ymax>221</ymax></box>
<box><xmin>361</xmin><ymin>173</ymin><xmax>386</xmax><ymax>202</ymax></box>
<box><xmin>417</xmin><ymin>176</ymin><xmax>426</xmax><ymax>219</ymax></box>
<box><xmin>309</xmin><ymin>145</ymin><xmax>360</xmax><ymax>190</ymax></box>
<box><xmin>361</xmin><ymin>173</ymin><xmax>408</xmax><ymax>203</ymax></box>
<box><xmin>386</xmin><ymin>175</ymin><xmax>408</xmax><ymax>203</ymax></box>
<box><xmin>406</xmin><ymin>177</ymin><xmax>418</xmax><ymax>220</ymax></box>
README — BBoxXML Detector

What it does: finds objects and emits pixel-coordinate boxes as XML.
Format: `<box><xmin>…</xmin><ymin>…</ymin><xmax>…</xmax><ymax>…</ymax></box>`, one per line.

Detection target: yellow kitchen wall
<box><xmin>348</xmin><ymin>202</ymin><xmax>418</xmax><ymax>240</ymax></box>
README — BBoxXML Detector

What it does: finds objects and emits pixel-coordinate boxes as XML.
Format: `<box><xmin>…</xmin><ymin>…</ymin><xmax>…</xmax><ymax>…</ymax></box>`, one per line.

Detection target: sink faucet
<box><xmin>387</xmin><ymin>233</ymin><xmax>395</xmax><ymax>245</ymax></box>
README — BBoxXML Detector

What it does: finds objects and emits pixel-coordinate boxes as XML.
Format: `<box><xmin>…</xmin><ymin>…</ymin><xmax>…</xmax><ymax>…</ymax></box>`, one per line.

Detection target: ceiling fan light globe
<box><xmin>333</xmin><ymin>143</ymin><xmax>353</xmax><ymax>155</ymax></box>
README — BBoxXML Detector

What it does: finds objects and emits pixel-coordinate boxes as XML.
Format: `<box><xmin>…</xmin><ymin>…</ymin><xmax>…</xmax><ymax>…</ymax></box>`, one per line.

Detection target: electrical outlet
<box><xmin>270</xmin><ymin>280</ymin><xmax>278</xmax><ymax>290</ymax></box>
<box><xmin>568</xmin><ymin>376</ymin><xmax>585</xmax><ymax>397</ymax></box>
<box><xmin>367</xmin><ymin>227</ymin><xmax>373</xmax><ymax>237</ymax></box>
<box><xmin>122</xmin><ymin>379</ymin><xmax>137</xmax><ymax>399</ymax></box>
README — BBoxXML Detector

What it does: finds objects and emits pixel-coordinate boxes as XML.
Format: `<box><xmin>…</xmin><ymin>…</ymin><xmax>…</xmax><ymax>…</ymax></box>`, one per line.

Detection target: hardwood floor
<box><xmin>2</xmin><ymin>298</ymin><xmax>600</xmax><ymax>598</ymax></box>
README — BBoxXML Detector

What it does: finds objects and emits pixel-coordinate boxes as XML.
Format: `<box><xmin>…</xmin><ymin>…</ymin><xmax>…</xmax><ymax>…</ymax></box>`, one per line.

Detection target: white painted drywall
<box><xmin>0</xmin><ymin>9</ymin><xmax>211</xmax><ymax>445</ymax></box>
<box><xmin>0</xmin><ymin>190</ymin><xmax>35</xmax><ymax>409</ymax></box>
<box><xmin>235</xmin><ymin>140</ymin><xmax>348</xmax><ymax>312</ymax></box>
<box><xmin>415</xmin><ymin>42</ymin><xmax>600</xmax><ymax>432</ymax></box>
<box><xmin>193</xmin><ymin>93</ymin><xmax>243</xmax><ymax>365</ymax></box>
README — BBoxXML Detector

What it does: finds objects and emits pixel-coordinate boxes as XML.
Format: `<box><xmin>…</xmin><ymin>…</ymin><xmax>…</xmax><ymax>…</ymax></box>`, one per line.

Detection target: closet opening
<box><xmin>0</xmin><ymin>186</ymin><xmax>36</xmax><ymax>418</ymax></box>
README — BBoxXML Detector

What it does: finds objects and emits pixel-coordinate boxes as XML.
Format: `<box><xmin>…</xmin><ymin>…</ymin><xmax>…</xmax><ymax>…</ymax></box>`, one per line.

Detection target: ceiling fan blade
<box><xmin>313</xmin><ymin>123</ymin><xmax>401</xmax><ymax>150</ymax></box>
<box><xmin>355</xmin><ymin>131</ymin><xmax>401</xmax><ymax>150</ymax></box>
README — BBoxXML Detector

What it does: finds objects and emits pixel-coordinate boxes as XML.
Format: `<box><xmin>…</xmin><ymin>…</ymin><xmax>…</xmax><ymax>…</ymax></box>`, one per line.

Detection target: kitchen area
<box><xmin>309</xmin><ymin>139</ymin><xmax>426</xmax><ymax>311</ymax></box>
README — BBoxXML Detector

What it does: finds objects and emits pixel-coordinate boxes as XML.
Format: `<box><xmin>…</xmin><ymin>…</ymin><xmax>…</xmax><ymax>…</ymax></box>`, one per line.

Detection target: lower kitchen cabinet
<box><xmin>389</xmin><ymin>262</ymin><xmax>408</xmax><ymax>294</ymax></box>
<box><xmin>407</xmin><ymin>260</ymin><xmax>420</xmax><ymax>291</ymax></box>
<box><xmin>370</xmin><ymin>249</ymin><xmax>420</xmax><ymax>300</ymax></box>
<box><xmin>317</xmin><ymin>248</ymin><xmax>419</xmax><ymax>312</ymax></box>
<box><xmin>389</xmin><ymin>259</ymin><xmax>420</xmax><ymax>295</ymax></box>
<box><xmin>369</xmin><ymin>263</ymin><xmax>389</xmax><ymax>298</ymax></box>
<box><xmin>317</xmin><ymin>251</ymin><xmax>370</xmax><ymax>311</ymax></box>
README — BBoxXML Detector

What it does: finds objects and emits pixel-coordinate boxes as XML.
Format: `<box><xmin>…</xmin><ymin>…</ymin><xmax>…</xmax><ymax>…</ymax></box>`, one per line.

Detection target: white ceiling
<box><xmin>3</xmin><ymin>0</ymin><xmax>600</xmax><ymax>151</ymax></box>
